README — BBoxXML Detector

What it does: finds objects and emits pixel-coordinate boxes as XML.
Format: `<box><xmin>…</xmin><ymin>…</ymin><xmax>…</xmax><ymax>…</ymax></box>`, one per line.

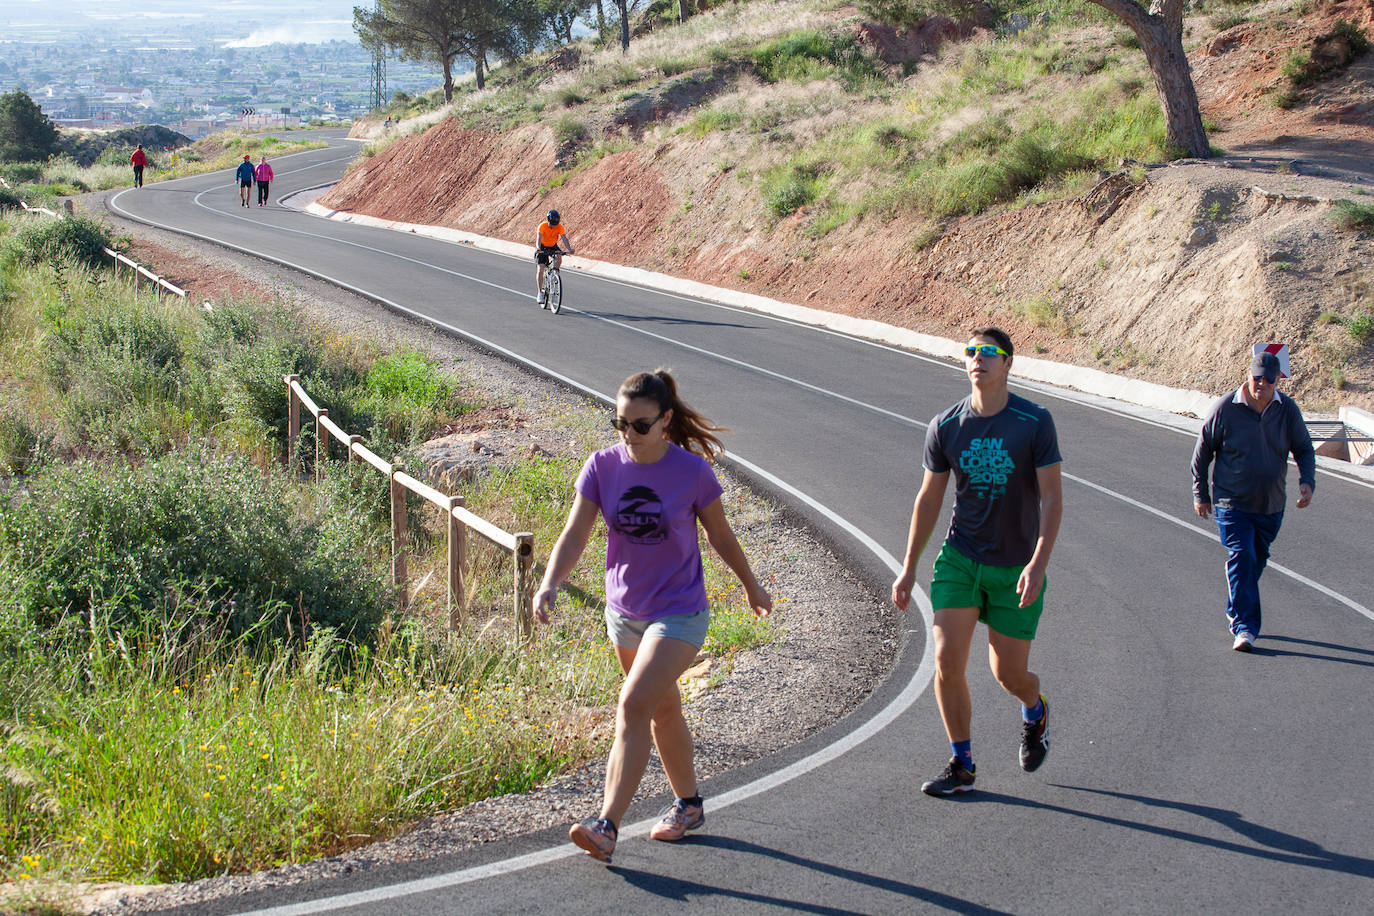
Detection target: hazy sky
<box><xmin>2</xmin><ymin>1</ymin><xmax>365</xmax><ymax>45</ymax></box>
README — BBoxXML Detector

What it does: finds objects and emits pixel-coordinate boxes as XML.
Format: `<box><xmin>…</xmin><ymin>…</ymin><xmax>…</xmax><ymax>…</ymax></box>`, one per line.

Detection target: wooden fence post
<box><xmin>284</xmin><ymin>374</ymin><xmax>300</xmax><ymax>470</ymax></box>
<box><xmin>514</xmin><ymin>532</ymin><xmax>535</xmax><ymax>638</ymax></box>
<box><xmin>346</xmin><ymin>434</ymin><xmax>362</xmax><ymax>465</ymax></box>
<box><xmin>447</xmin><ymin>495</ymin><xmax>467</xmax><ymax>629</ymax></box>
<box><xmin>390</xmin><ymin>459</ymin><xmax>408</xmax><ymax>611</ymax></box>
<box><xmin>315</xmin><ymin>408</ymin><xmax>329</xmax><ymax>483</ymax></box>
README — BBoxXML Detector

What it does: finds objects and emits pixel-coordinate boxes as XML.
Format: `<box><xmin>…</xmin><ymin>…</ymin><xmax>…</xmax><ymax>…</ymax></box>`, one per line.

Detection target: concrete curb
<box><xmin>306</xmin><ymin>203</ymin><xmax>1219</xmax><ymax>415</ymax></box>
<box><xmin>300</xmin><ymin>201</ymin><xmax>1374</xmax><ymax>484</ymax></box>
<box><xmin>1339</xmin><ymin>406</ymin><xmax>1374</xmax><ymax>466</ymax></box>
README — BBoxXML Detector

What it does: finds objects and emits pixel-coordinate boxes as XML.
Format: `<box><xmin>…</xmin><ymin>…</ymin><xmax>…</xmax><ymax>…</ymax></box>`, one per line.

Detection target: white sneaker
<box><xmin>1232</xmin><ymin>632</ymin><xmax>1254</xmax><ymax>652</ymax></box>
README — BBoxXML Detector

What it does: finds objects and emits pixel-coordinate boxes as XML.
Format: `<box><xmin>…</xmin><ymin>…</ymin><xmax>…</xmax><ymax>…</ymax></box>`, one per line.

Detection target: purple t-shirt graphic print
<box><xmin>576</xmin><ymin>442</ymin><xmax>724</xmax><ymax>621</ymax></box>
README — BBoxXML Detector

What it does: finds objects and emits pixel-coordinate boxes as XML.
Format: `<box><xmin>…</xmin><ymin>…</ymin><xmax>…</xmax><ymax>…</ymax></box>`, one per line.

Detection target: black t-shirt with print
<box><xmin>923</xmin><ymin>393</ymin><xmax>1061</xmax><ymax>567</ymax></box>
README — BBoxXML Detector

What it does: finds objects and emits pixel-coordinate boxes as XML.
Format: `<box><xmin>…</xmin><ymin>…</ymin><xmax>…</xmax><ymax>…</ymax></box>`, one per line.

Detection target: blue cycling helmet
<box><xmin>547</xmin><ymin>209</ymin><xmax>560</xmax><ymax>226</ymax></box>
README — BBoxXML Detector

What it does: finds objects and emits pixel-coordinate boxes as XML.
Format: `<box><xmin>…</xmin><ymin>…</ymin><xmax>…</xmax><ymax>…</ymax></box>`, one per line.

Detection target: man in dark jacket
<box><xmin>1192</xmin><ymin>351</ymin><xmax>1315</xmax><ymax>652</ymax></box>
<box><xmin>235</xmin><ymin>154</ymin><xmax>254</xmax><ymax>208</ymax></box>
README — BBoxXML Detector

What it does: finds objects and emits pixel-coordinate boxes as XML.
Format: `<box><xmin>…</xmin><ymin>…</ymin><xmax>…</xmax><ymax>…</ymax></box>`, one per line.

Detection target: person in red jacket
<box><xmin>130</xmin><ymin>144</ymin><xmax>147</xmax><ymax>188</ymax></box>
<box><xmin>254</xmin><ymin>156</ymin><xmax>274</xmax><ymax>207</ymax></box>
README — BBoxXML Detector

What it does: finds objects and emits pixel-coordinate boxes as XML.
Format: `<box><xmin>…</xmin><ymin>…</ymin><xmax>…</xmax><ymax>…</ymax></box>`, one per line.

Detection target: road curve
<box><xmin>107</xmin><ymin>135</ymin><xmax>1374</xmax><ymax>915</ymax></box>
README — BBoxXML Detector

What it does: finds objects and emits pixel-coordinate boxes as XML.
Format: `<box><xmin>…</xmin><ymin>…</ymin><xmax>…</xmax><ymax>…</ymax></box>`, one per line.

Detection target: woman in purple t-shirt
<box><xmin>534</xmin><ymin>369</ymin><xmax>772</xmax><ymax>864</ymax></box>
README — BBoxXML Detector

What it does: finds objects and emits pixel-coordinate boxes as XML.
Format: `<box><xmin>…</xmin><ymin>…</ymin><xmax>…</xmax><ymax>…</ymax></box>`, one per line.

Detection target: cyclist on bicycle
<box><xmin>535</xmin><ymin>209</ymin><xmax>574</xmax><ymax>309</ymax></box>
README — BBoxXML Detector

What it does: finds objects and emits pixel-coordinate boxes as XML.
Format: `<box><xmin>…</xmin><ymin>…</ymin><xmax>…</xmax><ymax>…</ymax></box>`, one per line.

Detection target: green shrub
<box><xmin>1114</xmin><ymin>30</ymin><xmax>1141</xmax><ymax>49</ymax></box>
<box><xmin>39</xmin><ymin>293</ymin><xmax>197</xmax><ymax>454</ymax></box>
<box><xmin>0</xmin><ymin>607</ymin><xmax>617</xmax><ymax>882</ymax></box>
<box><xmin>1330</xmin><ymin>199</ymin><xmax>1374</xmax><ymax>232</ymax></box>
<box><xmin>856</xmin><ymin>0</ymin><xmax>926</xmax><ymax>31</ymax></box>
<box><xmin>763</xmin><ymin>162</ymin><xmax>824</xmax><ymax>216</ymax></box>
<box><xmin>551</xmin><ymin>87</ymin><xmax>586</xmax><ymax>108</ymax></box>
<box><xmin>914</xmin><ymin>120</ymin><xmax>1093</xmax><ymax>216</ymax></box>
<box><xmin>0</xmin><ymin>163</ymin><xmax>43</xmax><ymax>183</ymax></box>
<box><xmin>657</xmin><ymin>57</ymin><xmax>697</xmax><ymax>77</ymax></box>
<box><xmin>0</xmin><ymin>405</ymin><xmax>50</xmax><ymax>475</ymax></box>
<box><xmin>553</xmin><ymin>115</ymin><xmax>588</xmax><ymax>149</ymax></box>
<box><xmin>752</xmin><ymin>30</ymin><xmax>878</xmax><ymax>89</ymax></box>
<box><xmin>1211</xmin><ymin>12</ymin><xmax>1250</xmax><ymax>30</ymax></box>
<box><xmin>1348</xmin><ymin>313</ymin><xmax>1374</xmax><ymax>344</ymax></box>
<box><xmin>3</xmin><ymin>213</ymin><xmax>112</xmax><ymax>269</ymax></box>
<box><xmin>0</xmin><ymin>186</ymin><xmax>22</xmax><ymax>211</ymax></box>
<box><xmin>1284</xmin><ymin>22</ymin><xmax>1370</xmax><ymax>87</ymax></box>
<box><xmin>1331</xmin><ymin>18</ymin><xmax>1371</xmax><ymax>57</ymax></box>
<box><xmin>1282</xmin><ymin>50</ymin><xmax>1316</xmax><ymax>86</ymax></box>
<box><xmin>355</xmin><ymin>349</ymin><xmax>457</xmax><ymax>445</ymax></box>
<box><xmin>684</xmin><ymin>109</ymin><xmax>744</xmax><ymax>137</ymax></box>
<box><xmin>0</xmin><ymin>450</ymin><xmax>392</xmax><ymax>648</ymax></box>
<box><xmin>1272</xmin><ymin>86</ymin><xmax>1300</xmax><ymax>109</ymax></box>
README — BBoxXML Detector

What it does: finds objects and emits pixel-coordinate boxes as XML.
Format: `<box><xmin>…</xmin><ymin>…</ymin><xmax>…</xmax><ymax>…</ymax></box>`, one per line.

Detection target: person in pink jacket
<box><xmin>254</xmin><ymin>157</ymin><xmax>274</xmax><ymax>207</ymax></box>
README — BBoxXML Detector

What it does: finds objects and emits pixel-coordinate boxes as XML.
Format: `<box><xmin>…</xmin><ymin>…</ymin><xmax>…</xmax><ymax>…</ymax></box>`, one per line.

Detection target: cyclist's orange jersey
<box><xmin>538</xmin><ymin>221</ymin><xmax>566</xmax><ymax>248</ymax></box>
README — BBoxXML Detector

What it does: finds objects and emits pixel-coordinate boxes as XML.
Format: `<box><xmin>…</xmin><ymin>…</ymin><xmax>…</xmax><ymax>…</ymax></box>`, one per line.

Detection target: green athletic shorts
<box><xmin>930</xmin><ymin>542</ymin><xmax>1045</xmax><ymax>640</ymax></box>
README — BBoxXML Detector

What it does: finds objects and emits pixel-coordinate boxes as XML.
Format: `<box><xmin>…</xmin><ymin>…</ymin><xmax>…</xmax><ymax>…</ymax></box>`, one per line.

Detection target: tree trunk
<box><xmin>596</xmin><ymin>0</ymin><xmax>606</xmax><ymax>34</ymax></box>
<box><xmin>1088</xmin><ymin>0</ymin><xmax>1210</xmax><ymax>158</ymax></box>
<box><xmin>615</xmin><ymin>0</ymin><xmax>630</xmax><ymax>51</ymax></box>
<box><xmin>474</xmin><ymin>51</ymin><xmax>486</xmax><ymax>90</ymax></box>
<box><xmin>442</xmin><ymin>55</ymin><xmax>454</xmax><ymax>102</ymax></box>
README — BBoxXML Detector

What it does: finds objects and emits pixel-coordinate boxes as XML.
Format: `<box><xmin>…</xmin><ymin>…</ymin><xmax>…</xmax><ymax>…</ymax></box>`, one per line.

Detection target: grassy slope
<box><xmin>0</xmin><ymin>212</ymin><xmax>774</xmax><ymax>898</ymax></box>
<box><xmin>343</xmin><ymin>0</ymin><xmax>1373</xmax><ymax>409</ymax></box>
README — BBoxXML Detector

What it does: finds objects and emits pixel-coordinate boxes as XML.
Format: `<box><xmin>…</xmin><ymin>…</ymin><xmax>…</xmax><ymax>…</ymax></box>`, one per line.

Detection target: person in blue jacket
<box><xmin>1192</xmin><ymin>351</ymin><xmax>1315</xmax><ymax>652</ymax></box>
<box><xmin>234</xmin><ymin>154</ymin><xmax>254</xmax><ymax>208</ymax></box>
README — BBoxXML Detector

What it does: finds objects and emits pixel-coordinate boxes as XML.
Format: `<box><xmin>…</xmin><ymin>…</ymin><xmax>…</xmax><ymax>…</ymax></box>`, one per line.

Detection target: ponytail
<box><xmin>618</xmin><ymin>368</ymin><xmax>726</xmax><ymax>461</ymax></box>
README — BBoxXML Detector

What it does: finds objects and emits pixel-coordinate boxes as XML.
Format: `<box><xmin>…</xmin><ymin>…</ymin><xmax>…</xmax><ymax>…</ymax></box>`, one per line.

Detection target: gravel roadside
<box><xmin>80</xmin><ymin>198</ymin><xmax>903</xmax><ymax>915</ymax></box>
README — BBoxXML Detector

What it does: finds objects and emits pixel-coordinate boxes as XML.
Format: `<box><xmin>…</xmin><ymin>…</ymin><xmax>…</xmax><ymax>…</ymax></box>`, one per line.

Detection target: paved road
<box><xmin>108</xmin><ymin>136</ymin><xmax>1374</xmax><ymax>915</ymax></box>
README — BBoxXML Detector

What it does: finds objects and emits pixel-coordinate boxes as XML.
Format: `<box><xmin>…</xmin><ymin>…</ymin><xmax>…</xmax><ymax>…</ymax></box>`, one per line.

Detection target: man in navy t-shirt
<box><xmin>892</xmin><ymin>326</ymin><xmax>1063</xmax><ymax>796</ymax></box>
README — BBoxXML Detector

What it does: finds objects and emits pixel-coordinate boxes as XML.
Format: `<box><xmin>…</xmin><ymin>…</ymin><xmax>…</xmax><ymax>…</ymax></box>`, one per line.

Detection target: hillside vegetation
<box><xmin>0</xmin><ymin>128</ymin><xmax>328</xmax><ymax>199</ymax></box>
<box><xmin>0</xmin><ymin>210</ymin><xmax>778</xmax><ymax>903</ymax></box>
<box><xmin>328</xmin><ymin>0</ymin><xmax>1374</xmax><ymax>410</ymax></box>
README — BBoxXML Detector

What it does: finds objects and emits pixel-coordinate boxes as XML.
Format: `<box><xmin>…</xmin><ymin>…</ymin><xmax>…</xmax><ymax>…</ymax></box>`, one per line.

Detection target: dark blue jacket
<box><xmin>1192</xmin><ymin>388</ymin><xmax>1315</xmax><ymax>515</ymax></box>
<box><xmin>235</xmin><ymin>161</ymin><xmax>255</xmax><ymax>183</ymax></box>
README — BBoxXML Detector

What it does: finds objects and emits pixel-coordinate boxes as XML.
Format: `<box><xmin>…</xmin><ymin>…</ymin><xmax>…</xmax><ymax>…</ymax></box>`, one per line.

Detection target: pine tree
<box><xmin>0</xmin><ymin>90</ymin><xmax>60</xmax><ymax>164</ymax></box>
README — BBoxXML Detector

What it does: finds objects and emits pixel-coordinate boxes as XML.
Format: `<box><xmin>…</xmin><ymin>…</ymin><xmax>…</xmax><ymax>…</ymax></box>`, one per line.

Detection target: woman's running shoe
<box><xmin>649</xmin><ymin>799</ymin><xmax>705</xmax><ymax>841</ymax></box>
<box><xmin>569</xmin><ymin>816</ymin><xmax>617</xmax><ymax>862</ymax></box>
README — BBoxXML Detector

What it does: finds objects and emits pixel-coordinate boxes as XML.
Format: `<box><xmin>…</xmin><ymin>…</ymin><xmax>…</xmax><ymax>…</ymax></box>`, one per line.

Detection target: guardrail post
<box><xmin>315</xmin><ymin>408</ymin><xmax>329</xmax><ymax>483</ymax></box>
<box><xmin>391</xmin><ymin>459</ymin><xmax>408</xmax><ymax>611</ymax></box>
<box><xmin>447</xmin><ymin>495</ymin><xmax>467</xmax><ymax>628</ymax></box>
<box><xmin>346</xmin><ymin>434</ymin><xmax>362</xmax><ymax>465</ymax></box>
<box><xmin>63</xmin><ymin>200</ymin><xmax>73</xmax><ymax>216</ymax></box>
<box><xmin>514</xmin><ymin>532</ymin><xmax>535</xmax><ymax>638</ymax></box>
<box><xmin>283</xmin><ymin>374</ymin><xmax>300</xmax><ymax>470</ymax></box>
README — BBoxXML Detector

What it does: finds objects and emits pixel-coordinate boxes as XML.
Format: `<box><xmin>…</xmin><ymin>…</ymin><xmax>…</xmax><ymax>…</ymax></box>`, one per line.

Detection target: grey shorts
<box><xmin>605</xmin><ymin>607</ymin><xmax>709</xmax><ymax>650</ymax></box>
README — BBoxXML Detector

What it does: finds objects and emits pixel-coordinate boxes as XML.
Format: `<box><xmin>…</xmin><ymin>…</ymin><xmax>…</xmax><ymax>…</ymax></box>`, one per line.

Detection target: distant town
<box><xmin>1</xmin><ymin>19</ymin><xmax>445</xmax><ymax>137</ymax></box>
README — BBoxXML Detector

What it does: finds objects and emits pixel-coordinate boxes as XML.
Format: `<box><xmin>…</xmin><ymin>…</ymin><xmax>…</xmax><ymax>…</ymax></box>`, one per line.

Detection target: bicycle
<box><xmin>540</xmin><ymin>260</ymin><xmax>563</xmax><ymax>314</ymax></box>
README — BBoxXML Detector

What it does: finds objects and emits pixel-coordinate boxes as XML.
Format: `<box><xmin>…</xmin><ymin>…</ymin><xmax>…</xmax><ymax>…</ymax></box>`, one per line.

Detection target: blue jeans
<box><xmin>1214</xmin><ymin>506</ymin><xmax>1283</xmax><ymax>637</ymax></box>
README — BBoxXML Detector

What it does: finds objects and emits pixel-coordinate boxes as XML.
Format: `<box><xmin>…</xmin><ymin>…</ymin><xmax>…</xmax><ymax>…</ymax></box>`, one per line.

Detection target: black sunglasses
<box><xmin>611</xmin><ymin>411</ymin><xmax>664</xmax><ymax>435</ymax></box>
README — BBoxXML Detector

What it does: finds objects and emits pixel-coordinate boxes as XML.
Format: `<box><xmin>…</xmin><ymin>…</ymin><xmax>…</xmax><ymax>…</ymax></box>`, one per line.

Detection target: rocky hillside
<box><xmin>324</xmin><ymin>0</ymin><xmax>1374</xmax><ymax>410</ymax></box>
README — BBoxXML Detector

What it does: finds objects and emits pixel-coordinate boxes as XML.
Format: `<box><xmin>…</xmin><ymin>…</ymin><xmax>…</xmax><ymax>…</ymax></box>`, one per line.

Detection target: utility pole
<box><xmin>369</xmin><ymin>0</ymin><xmax>387</xmax><ymax>111</ymax></box>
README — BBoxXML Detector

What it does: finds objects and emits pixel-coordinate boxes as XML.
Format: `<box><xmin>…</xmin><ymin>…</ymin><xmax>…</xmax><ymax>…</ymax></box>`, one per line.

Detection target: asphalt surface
<box><xmin>107</xmin><ymin>135</ymin><xmax>1374</xmax><ymax>915</ymax></box>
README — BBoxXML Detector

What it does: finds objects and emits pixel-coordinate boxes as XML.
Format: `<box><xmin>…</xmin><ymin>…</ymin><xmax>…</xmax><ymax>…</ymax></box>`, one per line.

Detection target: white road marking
<box><xmin>112</xmin><ymin>151</ymin><xmax>1374</xmax><ymax>629</ymax></box>
<box><xmin>228</xmin><ymin>413</ymin><xmax>933</xmax><ymax>916</ymax></box>
<box><xmin>119</xmin><ymin>151</ymin><xmax>1373</xmax><ymax>497</ymax></box>
<box><xmin>1065</xmin><ymin>472</ymin><xmax>1374</xmax><ymax>622</ymax></box>
<box><xmin>106</xmin><ymin>141</ymin><xmax>1372</xmax><ymax>913</ymax></box>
